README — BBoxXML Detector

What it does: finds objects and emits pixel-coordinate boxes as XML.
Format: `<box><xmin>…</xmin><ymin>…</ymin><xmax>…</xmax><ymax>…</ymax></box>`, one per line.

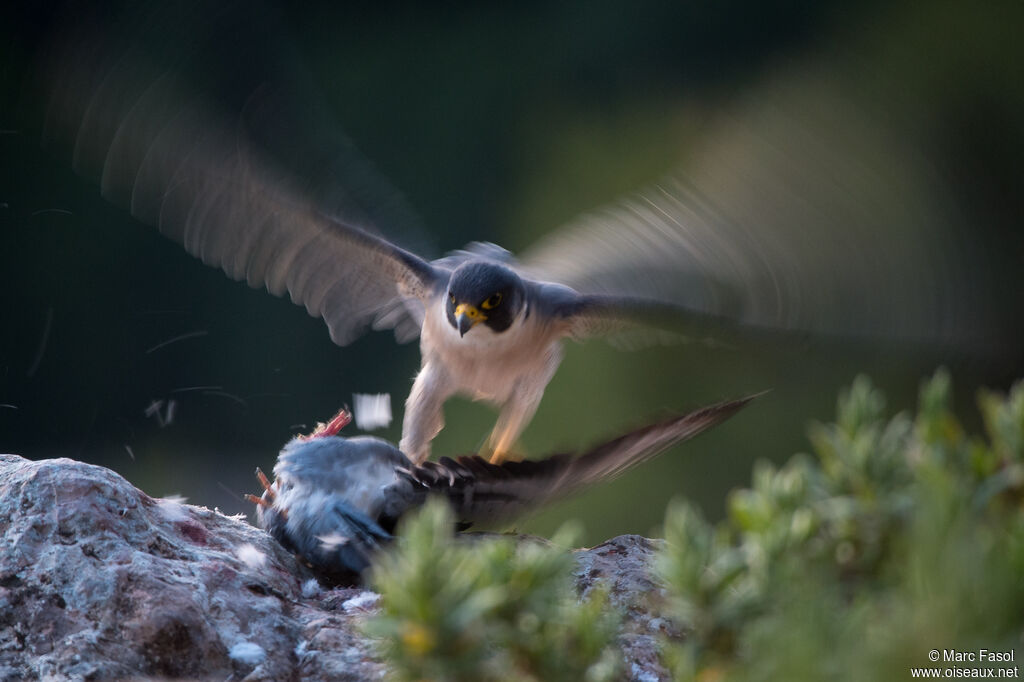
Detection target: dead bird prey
<box><xmin>247</xmin><ymin>395</ymin><xmax>756</xmax><ymax>582</ymax></box>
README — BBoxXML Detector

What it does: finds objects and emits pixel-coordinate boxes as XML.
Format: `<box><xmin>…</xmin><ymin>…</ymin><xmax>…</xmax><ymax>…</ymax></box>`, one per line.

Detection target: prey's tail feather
<box><xmin>401</xmin><ymin>393</ymin><xmax>761</xmax><ymax>523</ymax></box>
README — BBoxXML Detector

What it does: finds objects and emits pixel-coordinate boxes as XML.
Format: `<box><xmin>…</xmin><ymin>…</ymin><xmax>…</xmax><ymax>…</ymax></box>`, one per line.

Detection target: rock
<box><xmin>0</xmin><ymin>454</ymin><xmax>383</xmax><ymax>681</ymax></box>
<box><xmin>574</xmin><ymin>535</ymin><xmax>673</xmax><ymax>681</ymax></box>
<box><xmin>0</xmin><ymin>455</ymin><xmax>671</xmax><ymax>680</ymax></box>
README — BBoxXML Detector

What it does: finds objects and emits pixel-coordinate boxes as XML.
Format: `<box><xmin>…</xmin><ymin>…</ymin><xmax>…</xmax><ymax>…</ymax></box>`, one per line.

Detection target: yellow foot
<box><xmin>487</xmin><ymin>444</ymin><xmax>526</xmax><ymax>465</ymax></box>
<box><xmin>486</xmin><ymin>430</ymin><xmax>525</xmax><ymax>464</ymax></box>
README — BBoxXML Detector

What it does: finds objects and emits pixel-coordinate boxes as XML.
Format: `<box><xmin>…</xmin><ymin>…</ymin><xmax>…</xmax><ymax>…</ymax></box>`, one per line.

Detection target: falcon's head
<box><xmin>445</xmin><ymin>262</ymin><xmax>526</xmax><ymax>337</ymax></box>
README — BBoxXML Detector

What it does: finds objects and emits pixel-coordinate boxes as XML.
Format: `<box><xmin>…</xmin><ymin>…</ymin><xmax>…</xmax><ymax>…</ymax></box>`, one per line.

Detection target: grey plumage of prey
<box><xmin>248</xmin><ymin>396</ymin><xmax>754</xmax><ymax>581</ymax></box>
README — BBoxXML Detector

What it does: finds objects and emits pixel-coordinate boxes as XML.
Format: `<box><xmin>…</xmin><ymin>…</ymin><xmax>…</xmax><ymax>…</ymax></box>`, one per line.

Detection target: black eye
<box><xmin>481</xmin><ymin>293</ymin><xmax>503</xmax><ymax>310</ymax></box>
<box><xmin>449</xmin><ymin>292</ymin><xmax>456</xmax><ymax>304</ymax></box>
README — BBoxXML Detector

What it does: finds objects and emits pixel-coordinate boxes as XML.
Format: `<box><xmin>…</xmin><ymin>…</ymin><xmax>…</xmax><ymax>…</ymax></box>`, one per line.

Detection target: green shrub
<box><xmin>364</xmin><ymin>371</ymin><xmax>1024</xmax><ymax>680</ymax></box>
<box><xmin>657</xmin><ymin>370</ymin><xmax>1024</xmax><ymax>680</ymax></box>
<box><xmin>364</xmin><ymin>499</ymin><xmax>621</xmax><ymax>682</ymax></box>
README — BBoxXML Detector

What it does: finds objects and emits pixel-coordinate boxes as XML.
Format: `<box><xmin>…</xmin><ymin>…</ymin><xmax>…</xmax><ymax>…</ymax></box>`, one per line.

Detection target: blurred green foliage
<box><xmin>365</xmin><ymin>501</ymin><xmax>621</xmax><ymax>682</ymax></box>
<box><xmin>657</xmin><ymin>370</ymin><xmax>1024</xmax><ymax>679</ymax></box>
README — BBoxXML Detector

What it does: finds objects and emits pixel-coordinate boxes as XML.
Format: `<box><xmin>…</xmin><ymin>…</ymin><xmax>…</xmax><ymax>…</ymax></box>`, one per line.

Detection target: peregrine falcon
<box><xmin>40</xmin><ymin>19</ymin><xmax>1005</xmax><ymax>465</ymax></box>
<box><xmin>248</xmin><ymin>396</ymin><xmax>754</xmax><ymax>581</ymax></box>
<box><xmin>37</xmin><ymin>55</ymin><xmax>751</xmax><ymax>465</ymax></box>
<box><xmin>243</xmin><ymin>217</ymin><xmax>722</xmax><ymax>464</ymax></box>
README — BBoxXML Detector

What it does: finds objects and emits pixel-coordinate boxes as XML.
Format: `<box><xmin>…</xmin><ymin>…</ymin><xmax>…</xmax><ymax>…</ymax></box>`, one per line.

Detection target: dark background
<box><xmin>2</xmin><ymin>0</ymin><xmax>1022</xmax><ymax>544</ymax></box>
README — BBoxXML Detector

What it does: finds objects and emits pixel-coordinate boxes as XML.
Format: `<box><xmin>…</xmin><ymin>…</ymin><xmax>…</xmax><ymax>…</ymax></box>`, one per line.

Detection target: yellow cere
<box><xmin>454</xmin><ymin>303</ymin><xmax>486</xmax><ymax>321</ymax></box>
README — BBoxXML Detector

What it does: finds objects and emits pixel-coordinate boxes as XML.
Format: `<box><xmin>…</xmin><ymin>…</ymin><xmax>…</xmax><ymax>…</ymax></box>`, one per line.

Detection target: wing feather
<box><xmin>551</xmin><ymin>293</ymin><xmax>761</xmax><ymax>349</ymax></box>
<box><xmin>41</xmin><ymin>26</ymin><xmax>443</xmax><ymax>346</ymax></box>
<box><xmin>404</xmin><ymin>394</ymin><xmax>759</xmax><ymax>523</ymax></box>
<box><xmin>518</xmin><ymin>70</ymin><xmax>1003</xmax><ymax>356</ymax></box>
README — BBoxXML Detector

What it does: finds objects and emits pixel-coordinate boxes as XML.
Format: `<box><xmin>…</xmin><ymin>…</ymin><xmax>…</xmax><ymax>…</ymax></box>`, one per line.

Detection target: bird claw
<box><xmin>300</xmin><ymin>408</ymin><xmax>352</xmax><ymax>440</ymax></box>
<box><xmin>247</xmin><ymin>468</ymin><xmax>288</xmax><ymax>518</ymax></box>
<box><xmin>256</xmin><ymin>467</ymin><xmax>274</xmax><ymax>498</ymax></box>
<box><xmin>487</xmin><ymin>437</ymin><xmax>527</xmax><ymax>464</ymax></box>
<box><xmin>244</xmin><ymin>493</ymin><xmax>270</xmax><ymax>509</ymax></box>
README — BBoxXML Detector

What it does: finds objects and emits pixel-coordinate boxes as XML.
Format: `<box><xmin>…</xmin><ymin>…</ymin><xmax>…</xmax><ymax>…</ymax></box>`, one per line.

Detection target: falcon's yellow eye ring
<box><xmin>481</xmin><ymin>293</ymin><xmax>502</xmax><ymax>310</ymax></box>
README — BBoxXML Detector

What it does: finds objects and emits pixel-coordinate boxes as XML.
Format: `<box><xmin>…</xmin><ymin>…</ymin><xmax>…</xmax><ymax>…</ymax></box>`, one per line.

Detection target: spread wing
<box><xmin>540</xmin><ymin>290</ymin><xmax>767</xmax><ymax>349</ymax></box>
<box><xmin>39</xmin><ymin>16</ymin><xmax>444</xmax><ymax>346</ymax></box>
<box><xmin>517</xmin><ymin>70</ymin><xmax>1005</xmax><ymax>357</ymax></box>
<box><xmin>397</xmin><ymin>393</ymin><xmax>758</xmax><ymax>523</ymax></box>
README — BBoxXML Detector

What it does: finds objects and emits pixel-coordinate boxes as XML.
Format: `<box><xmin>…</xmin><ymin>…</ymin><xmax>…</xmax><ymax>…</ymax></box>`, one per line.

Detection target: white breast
<box><xmin>420</xmin><ymin>300</ymin><xmax>562</xmax><ymax>404</ymax></box>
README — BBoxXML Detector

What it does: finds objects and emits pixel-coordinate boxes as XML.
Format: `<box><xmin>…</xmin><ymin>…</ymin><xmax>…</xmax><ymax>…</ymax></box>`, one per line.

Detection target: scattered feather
<box><xmin>143</xmin><ymin>399</ymin><xmax>177</xmax><ymax>428</ymax></box>
<box><xmin>202</xmin><ymin>389</ymin><xmax>248</xmax><ymax>408</ymax></box>
<box><xmin>301</xmin><ymin>578</ymin><xmax>321</xmax><ymax>599</ymax></box>
<box><xmin>317</xmin><ymin>533</ymin><xmax>349</xmax><ymax>551</ymax></box>
<box><xmin>171</xmin><ymin>385</ymin><xmax>223</xmax><ymax>393</ymax></box>
<box><xmin>342</xmin><ymin>591</ymin><xmax>380</xmax><ymax>612</ymax></box>
<box><xmin>30</xmin><ymin>208</ymin><xmax>73</xmax><ymax>216</ymax></box>
<box><xmin>26</xmin><ymin>306</ymin><xmax>53</xmax><ymax>378</ymax></box>
<box><xmin>215</xmin><ymin>480</ymin><xmax>247</xmax><ymax>505</ymax></box>
<box><xmin>145</xmin><ymin>330</ymin><xmax>209</xmax><ymax>354</ymax></box>
<box><xmin>235</xmin><ymin>543</ymin><xmax>267</xmax><ymax>569</ymax></box>
<box><xmin>156</xmin><ymin>495</ymin><xmax>189</xmax><ymax>522</ymax></box>
<box><xmin>228</xmin><ymin>641</ymin><xmax>266</xmax><ymax>666</ymax></box>
<box><xmin>353</xmin><ymin>393</ymin><xmax>392</xmax><ymax>430</ymax></box>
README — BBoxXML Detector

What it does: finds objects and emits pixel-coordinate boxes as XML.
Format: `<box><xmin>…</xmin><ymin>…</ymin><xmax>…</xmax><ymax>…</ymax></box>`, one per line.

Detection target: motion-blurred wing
<box><xmin>398</xmin><ymin>394</ymin><xmax>757</xmax><ymax>523</ymax></box>
<box><xmin>547</xmin><ymin>292</ymin><xmax>760</xmax><ymax>349</ymax></box>
<box><xmin>519</xmin><ymin>70</ymin><xmax>1003</xmax><ymax>356</ymax></box>
<box><xmin>39</xmin><ymin>11</ymin><xmax>441</xmax><ymax>345</ymax></box>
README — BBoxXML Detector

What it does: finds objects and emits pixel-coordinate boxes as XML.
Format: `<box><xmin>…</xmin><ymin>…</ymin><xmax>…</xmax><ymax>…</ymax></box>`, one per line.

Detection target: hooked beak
<box><xmin>454</xmin><ymin>303</ymin><xmax>486</xmax><ymax>337</ymax></box>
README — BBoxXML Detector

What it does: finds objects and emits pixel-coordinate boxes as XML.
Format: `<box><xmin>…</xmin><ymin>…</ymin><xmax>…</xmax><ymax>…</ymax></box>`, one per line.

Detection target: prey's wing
<box><xmin>39</xmin><ymin>12</ymin><xmax>443</xmax><ymax>346</ymax></box>
<box><xmin>518</xmin><ymin>70</ymin><xmax>1005</xmax><ymax>356</ymax></box>
<box><xmin>259</xmin><ymin>492</ymin><xmax>391</xmax><ymax>580</ymax></box>
<box><xmin>260</xmin><ymin>436</ymin><xmax>410</xmax><ymax>578</ymax></box>
<box><xmin>398</xmin><ymin>394</ymin><xmax>757</xmax><ymax>523</ymax></box>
